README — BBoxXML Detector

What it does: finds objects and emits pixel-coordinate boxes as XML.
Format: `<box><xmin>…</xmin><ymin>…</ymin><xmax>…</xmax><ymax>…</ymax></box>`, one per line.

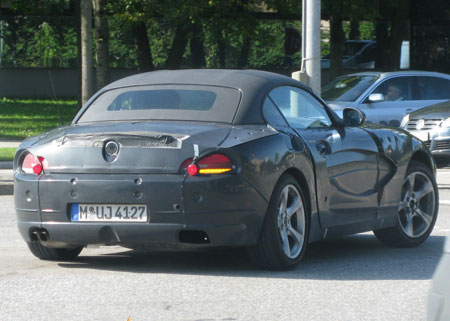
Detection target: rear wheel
<box><xmin>248</xmin><ymin>174</ymin><xmax>309</xmax><ymax>270</ymax></box>
<box><xmin>27</xmin><ymin>242</ymin><xmax>83</xmax><ymax>260</ymax></box>
<box><xmin>374</xmin><ymin>161</ymin><xmax>438</xmax><ymax>247</ymax></box>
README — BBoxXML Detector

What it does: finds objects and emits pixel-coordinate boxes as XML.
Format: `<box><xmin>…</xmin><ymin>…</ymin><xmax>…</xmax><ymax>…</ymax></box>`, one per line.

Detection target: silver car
<box><xmin>322</xmin><ymin>71</ymin><xmax>450</xmax><ymax>127</ymax></box>
<box><xmin>427</xmin><ymin>235</ymin><xmax>450</xmax><ymax>321</ymax></box>
<box><xmin>401</xmin><ymin>100</ymin><xmax>450</xmax><ymax>163</ymax></box>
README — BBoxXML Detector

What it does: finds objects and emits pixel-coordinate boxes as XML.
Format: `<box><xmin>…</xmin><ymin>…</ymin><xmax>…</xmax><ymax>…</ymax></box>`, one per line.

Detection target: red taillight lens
<box><xmin>180</xmin><ymin>154</ymin><xmax>233</xmax><ymax>176</ymax></box>
<box><xmin>196</xmin><ymin>154</ymin><xmax>233</xmax><ymax>175</ymax></box>
<box><xmin>180</xmin><ymin>158</ymin><xmax>194</xmax><ymax>171</ymax></box>
<box><xmin>187</xmin><ymin>164</ymin><xmax>199</xmax><ymax>176</ymax></box>
<box><xmin>38</xmin><ymin>156</ymin><xmax>48</xmax><ymax>171</ymax></box>
<box><xmin>21</xmin><ymin>153</ymin><xmax>46</xmax><ymax>175</ymax></box>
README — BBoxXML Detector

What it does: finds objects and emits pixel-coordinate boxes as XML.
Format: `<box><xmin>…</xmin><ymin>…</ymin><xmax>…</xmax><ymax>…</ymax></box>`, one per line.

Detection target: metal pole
<box><xmin>301</xmin><ymin>0</ymin><xmax>306</xmax><ymax>72</ymax></box>
<box><xmin>305</xmin><ymin>0</ymin><xmax>321</xmax><ymax>95</ymax></box>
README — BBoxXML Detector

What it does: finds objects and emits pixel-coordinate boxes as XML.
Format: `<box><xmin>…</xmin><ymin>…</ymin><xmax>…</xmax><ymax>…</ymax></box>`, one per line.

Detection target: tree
<box><xmin>93</xmin><ymin>0</ymin><xmax>110</xmax><ymax>89</ymax></box>
<box><xmin>323</xmin><ymin>0</ymin><xmax>376</xmax><ymax>80</ymax></box>
<box><xmin>107</xmin><ymin>0</ymin><xmax>155</xmax><ymax>71</ymax></box>
<box><xmin>80</xmin><ymin>0</ymin><xmax>93</xmax><ymax>104</ymax></box>
<box><xmin>373</xmin><ymin>0</ymin><xmax>411</xmax><ymax>70</ymax></box>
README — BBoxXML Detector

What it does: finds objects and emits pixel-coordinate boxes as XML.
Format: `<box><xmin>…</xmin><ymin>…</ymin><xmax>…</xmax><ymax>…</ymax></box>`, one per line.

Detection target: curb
<box><xmin>0</xmin><ymin>184</ymin><xmax>13</xmax><ymax>195</ymax></box>
<box><xmin>0</xmin><ymin>161</ymin><xmax>13</xmax><ymax>169</ymax></box>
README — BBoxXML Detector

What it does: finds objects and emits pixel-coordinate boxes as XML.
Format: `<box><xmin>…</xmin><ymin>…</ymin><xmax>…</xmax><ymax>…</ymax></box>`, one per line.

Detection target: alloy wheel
<box><xmin>277</xmin><ymin>184</ymin><xmax>306</xmax><ymax>259</ymax></box>
<box><xmin>398</xmin><ymin>171</ymin><xmax>436</xmax><ymax>238</ymax></box>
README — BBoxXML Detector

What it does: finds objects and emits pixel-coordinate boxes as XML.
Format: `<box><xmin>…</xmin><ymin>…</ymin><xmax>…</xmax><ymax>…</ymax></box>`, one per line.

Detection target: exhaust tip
<box><xmin>179</xmin><ymin>230</ymin><xmax>210</xmax><ymax>244</ymax></box>
<box><xmin>30</xmin><ymin>228</ymin><xmax>49</xmax><ymax>242</ymax></box>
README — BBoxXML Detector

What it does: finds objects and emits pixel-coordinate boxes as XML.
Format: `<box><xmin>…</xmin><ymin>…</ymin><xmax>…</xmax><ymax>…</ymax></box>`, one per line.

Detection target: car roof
<box><xmin>104</xmin><ymin>69</ymin><xmax>305</xmax><ymax>90</ymax></box>
<box><xmin>87</xmin><ymin>69</ymin><xmax>312</xmax><ymax>125</ymax></box>
<box><xmin>339</xmin><ymin>70</ymin><xmax>450</xmax><ymax>79</ymax></box>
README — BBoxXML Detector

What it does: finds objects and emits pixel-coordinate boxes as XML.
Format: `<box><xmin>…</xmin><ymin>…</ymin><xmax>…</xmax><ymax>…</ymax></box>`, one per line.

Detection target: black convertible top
<box><xmin>77</xmin><ymin>69</ymin><xmax>311</xmax><ymax>125</ymax></box>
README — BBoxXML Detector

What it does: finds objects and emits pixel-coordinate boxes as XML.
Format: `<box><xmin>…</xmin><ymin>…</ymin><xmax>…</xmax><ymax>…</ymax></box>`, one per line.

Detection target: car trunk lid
<box><xmin>30</xmin><ymin>121</ymin><xmax>232</xmax><ymax>174</ymax></box>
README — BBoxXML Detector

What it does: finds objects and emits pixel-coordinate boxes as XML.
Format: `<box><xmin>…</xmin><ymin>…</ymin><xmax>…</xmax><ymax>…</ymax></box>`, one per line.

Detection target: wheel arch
<box><xmin>410</xmin><ymin>150</ymin><xmax>435</xmax><ymax>173</ymax></box>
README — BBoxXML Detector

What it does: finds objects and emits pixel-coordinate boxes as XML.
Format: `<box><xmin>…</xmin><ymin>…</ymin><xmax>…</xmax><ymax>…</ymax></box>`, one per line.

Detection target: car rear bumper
<box><xmin>15</xmin><ymin>172</ymin><xmax>268</xmax><ymax>248</ymax></box>
<box><xmin>17</xmin><ymin>220</ymin><xmax>253</xmax><ymax>248</ymax></box>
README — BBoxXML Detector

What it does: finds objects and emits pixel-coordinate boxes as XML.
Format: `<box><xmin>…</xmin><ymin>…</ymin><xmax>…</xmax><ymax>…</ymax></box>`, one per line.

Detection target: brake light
<box><xmin>180</xmin><ymin>154</ymin><xmax>233</xmax><ymax>176</ymax></box>
<box><xmin>21</xmin><ymin>153</ymin><xmax>47</xmax><ymax>175</ymax></box>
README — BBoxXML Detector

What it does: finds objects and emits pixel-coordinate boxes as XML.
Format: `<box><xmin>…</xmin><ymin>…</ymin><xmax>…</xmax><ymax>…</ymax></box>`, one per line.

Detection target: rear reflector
<box><xmin>187</xmin><ymin>164</ymin><xmax>199</xmax><ymax>176</ymax></box>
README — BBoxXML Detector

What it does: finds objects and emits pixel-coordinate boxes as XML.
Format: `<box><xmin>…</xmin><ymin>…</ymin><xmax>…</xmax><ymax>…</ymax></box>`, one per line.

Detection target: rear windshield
<box><xmin>77</xmin><ymin>85</ymin><xmax>241</xmax><ymax>123</ymax></box>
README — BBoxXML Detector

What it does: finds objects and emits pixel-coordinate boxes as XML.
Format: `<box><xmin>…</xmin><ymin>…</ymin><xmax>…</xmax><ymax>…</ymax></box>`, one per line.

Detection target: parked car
<box><xmin>14</xmin><ymin>69</ymin><xmax>439</xmax><ymax>270</ymax></box>
<box><xmin>322</xmin><ymin>71</ymin><xmax>450</xmax><ymax>127</ymax></box>
<box><xmin>427</xmin><ymin>235</ymin><xmax>450</xmax><ymax>321</ymax></box>
<box><xmin>401</xmin><ymin>100</ymin><xmax>450</xmax><ymax>164</ymax></box>
<box><xmin>321</xmin><ymin>40</ymin><xmax>376</xmax><ymax>70</ymax></box>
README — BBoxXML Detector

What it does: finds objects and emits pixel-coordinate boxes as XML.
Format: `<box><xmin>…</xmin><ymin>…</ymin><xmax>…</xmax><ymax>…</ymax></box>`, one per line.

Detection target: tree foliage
<box><xmin>0</xmin><ymin>0</ymin><xmax>448</xmax><ymax>76</ymax></box>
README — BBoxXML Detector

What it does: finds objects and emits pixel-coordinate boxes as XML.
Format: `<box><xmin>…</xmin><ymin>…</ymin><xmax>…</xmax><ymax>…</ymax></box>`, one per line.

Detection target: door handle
<box><xmin>316</xmin><ymin>141</ymin><xmax>330</xmax><ymax>155</ymax></box>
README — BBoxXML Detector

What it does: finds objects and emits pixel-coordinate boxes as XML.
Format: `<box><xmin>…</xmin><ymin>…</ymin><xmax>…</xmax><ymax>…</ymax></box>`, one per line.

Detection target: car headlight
<box><xmin>441</xmin><ymin>117</ymin><xmax>450</xmax><ymax>128</ymax></box>
<box><xmin>400</xmin><ymin>114</ymin><xmax>409</xmax><ymax>128</ymax></box>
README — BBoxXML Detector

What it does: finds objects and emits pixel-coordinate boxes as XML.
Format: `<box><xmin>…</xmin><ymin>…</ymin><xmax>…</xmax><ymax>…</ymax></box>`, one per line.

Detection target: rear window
<box><xmin>77</xmin><ymin>85</ymin><xmax>241</xmax><ymax>123</ymax></box>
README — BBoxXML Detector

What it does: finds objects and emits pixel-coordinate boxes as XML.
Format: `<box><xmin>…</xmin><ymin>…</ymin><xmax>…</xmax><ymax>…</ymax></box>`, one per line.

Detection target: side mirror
<box><xmin>343</xmin><ymin>108</ymin><xmax>366</xmax><ymax>127</ymax></box>
<box><xmin>368</xmin><ymin>93</ymin><xmax>384</xmax><ymax>103</ymax></box>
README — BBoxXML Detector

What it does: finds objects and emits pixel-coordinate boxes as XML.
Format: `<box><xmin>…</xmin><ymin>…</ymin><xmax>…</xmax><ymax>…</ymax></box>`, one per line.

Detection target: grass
<box><xmin>0</xmin><ymin>148</ymin><xmax>17</xmax><ymax>161</ymax></box>
<box><xmin>0</xmin><ymin>98</ymin><xmax>79</xmax><ymax>139</ymax></box>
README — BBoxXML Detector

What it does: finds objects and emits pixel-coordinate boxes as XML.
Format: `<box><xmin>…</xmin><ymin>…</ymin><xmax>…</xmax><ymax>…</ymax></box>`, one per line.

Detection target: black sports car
<box><xmin>14</xmin><ymin>69</ymin><xmax>439</xmax><ymax>270</ymax></box>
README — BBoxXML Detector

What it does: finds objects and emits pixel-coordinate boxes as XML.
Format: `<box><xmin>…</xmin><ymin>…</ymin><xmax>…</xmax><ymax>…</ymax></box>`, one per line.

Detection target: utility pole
<box><xmin>80</xmin><ymin>0</ymin><xmax>94</xmax><ymax>105</ymax></box>
<box><xmin>292</xmin><ymin>0</ymin><xmax>321</xmax><ymax>95</ymax></box>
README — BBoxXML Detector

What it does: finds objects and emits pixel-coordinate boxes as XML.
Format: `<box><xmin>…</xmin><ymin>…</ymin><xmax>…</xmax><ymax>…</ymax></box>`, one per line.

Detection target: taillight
<box><xmin>180</xmin><ymin>154</ymin><xmax>233</xmax><ymax>176</ymax></box>
<box><xmin>21</xmin><ymin>153</ymin><xmax>47</xmax><ymax>175</ymax></box>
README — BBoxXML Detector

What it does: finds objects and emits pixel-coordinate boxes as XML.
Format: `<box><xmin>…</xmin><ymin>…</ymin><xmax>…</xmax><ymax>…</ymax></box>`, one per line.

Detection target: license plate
<box><xmin>71</xmin><ymin>204</ymin><xmax>148</xmax><ymax>222</ymax></box>
<box><xmin>411</xmin><ymin>130</ymin><xmax>429</xmax><ymax>142</ymax></box>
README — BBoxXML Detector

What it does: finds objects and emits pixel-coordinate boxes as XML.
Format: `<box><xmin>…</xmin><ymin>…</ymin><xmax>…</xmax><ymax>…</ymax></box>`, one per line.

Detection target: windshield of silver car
<box><xmin>322</xmin><ymin>75</ymin><xmax>378</xmax><ymax>102</ymax></box>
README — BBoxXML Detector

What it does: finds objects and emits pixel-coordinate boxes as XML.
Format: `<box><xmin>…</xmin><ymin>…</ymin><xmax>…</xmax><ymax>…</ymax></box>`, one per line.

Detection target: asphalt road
<box><xmin>1</xmin><ymin>188</ymin><xmax>449</xmax><ymax>321</ymax></box>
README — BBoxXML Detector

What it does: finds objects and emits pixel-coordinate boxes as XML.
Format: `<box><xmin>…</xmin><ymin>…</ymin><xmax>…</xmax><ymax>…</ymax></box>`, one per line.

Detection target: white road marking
<box><xmin>440</xmin><ymin>200</ymin><xmax>450</xmax><ymax>205</ymax></box>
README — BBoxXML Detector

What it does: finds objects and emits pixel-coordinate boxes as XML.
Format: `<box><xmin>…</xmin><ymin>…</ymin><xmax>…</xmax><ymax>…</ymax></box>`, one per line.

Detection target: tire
<box><xmin>374</xmin><ymin>160</ymin><xmax>438</xmax><ymax>247</ymax></box>
<box><xmin>27</xmin><ymin>242</ymin><xmax>83</xmax><ymax>261</ymax></box>
<box><xmin>248</xmin><ymin>174</ymin><xmax>309</xmax><ymax>270</ymax></box>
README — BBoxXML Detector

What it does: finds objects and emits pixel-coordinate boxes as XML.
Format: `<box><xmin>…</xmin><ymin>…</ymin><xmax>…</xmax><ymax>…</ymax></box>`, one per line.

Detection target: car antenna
<box><xmin>48</xmin><ymin>70</ymin><xmax>63</xmax><ymax>126</ymax></box>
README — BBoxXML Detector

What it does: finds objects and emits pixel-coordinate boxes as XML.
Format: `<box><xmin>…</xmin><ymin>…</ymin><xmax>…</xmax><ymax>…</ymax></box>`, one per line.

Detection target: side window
<box><xmin>371</xmin><ymin>77</ymin><xmax>412</xmax><ymax>101</ymax></box>
<box><xmin>269</xmin><ymin>86</ymin><xmax>332</xmax><ymax>129</ymax></box>
<box><xmin>417</xmin><ymin>77</ymin><xmax>450</xmax><ymax>100</ymax></box>
<box><xmin>262</xmin><ymin>98</ymin><xmax>289</xmax><ymax>127</ymax></box>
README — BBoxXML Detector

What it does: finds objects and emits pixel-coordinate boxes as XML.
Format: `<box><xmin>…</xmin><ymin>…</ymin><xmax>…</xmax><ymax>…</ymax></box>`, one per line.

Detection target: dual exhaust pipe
<box><xmin>31</xmin><ymin>228</ymin><xmax>49</xmax><ymax>242</ymax></box>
